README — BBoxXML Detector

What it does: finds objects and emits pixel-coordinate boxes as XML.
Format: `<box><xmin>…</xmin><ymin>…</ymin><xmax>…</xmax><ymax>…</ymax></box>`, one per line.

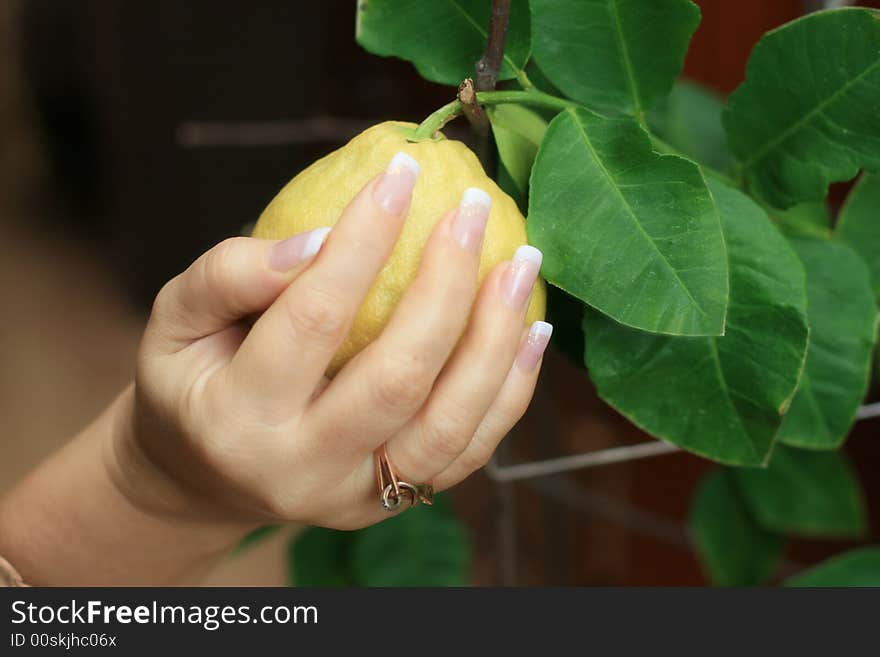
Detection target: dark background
<box><xmin>0</xmin><ymin>0</ymin><xmax>877</xmax><ymax>585</ymax></box>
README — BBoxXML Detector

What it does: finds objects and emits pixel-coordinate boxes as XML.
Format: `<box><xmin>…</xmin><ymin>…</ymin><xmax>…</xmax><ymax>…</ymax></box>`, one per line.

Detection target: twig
<box><xmin>476</xmin><ymin>0</ymin><xmax>515</xmax><ymax>584</ymax></box>
<box><xmin>475</xmin><ymin>0</ymin><xmax>511</xmax><ymax>92</ymax></box>
<box><xmin>461</xmin><ymin>0</ymin><xmax>513</xmax><ymax>165</ymax></box>
<box><xmin>411</xmin><ymin>90</ymin><xmax>573</xmax><ymax>141</ymax></box>
<box><xmin>457</xmin><ymin>79</ymin><xmax>489</xmax><ymax>138</ymax></box>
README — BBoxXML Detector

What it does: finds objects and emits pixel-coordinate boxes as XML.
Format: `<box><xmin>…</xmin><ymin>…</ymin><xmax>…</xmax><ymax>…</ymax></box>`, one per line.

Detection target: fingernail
<box><xmin>270</xmin><ymin>227</ymin><xmax>331</xmax><ymax>271</ymax></box>
<box><xmin>452</xmin><ymin>187</ymin><xmax>491</xmax><ymax>251</ymax></box>
<box><xmin>373</xmin><ymin>152</ymin><xmax>420</xmax><ymax>215</ymax></box>
<box><xmin>517</xmin><ymin>321</ymin><xmax>553</xmax><ymax>372</ymax></box>
<box><xmin>501</xmin><ymin>245</ymin><xmax>543</xmax><ymax>309</ymax></box>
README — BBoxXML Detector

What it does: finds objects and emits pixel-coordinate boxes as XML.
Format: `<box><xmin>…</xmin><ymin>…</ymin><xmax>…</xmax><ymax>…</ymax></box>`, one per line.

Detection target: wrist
<box><xmin>106</xmin><ymin>385</ymin><xmax>258</xmax><ymax>544</ymax></box>
<box><xmin>0</xmin><ymin>388</ymin><xmax>255</xmax><ymax>585</ymax></box>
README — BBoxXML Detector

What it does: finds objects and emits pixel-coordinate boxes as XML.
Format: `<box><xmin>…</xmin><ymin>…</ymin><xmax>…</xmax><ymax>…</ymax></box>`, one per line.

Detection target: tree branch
<box><xmin>475</xmin><ymin>0</ymin><xmax>511</xmax><ymax>92</ymax></box>
<box><xmin>461</xmin><ymin>0</ymin><xmax>512</xmax><ymax>164</ymax></box>
<box><xmin>457</xmin><ymin>78</ymin><xmax>489</xmax><ymax>138</ymax></box>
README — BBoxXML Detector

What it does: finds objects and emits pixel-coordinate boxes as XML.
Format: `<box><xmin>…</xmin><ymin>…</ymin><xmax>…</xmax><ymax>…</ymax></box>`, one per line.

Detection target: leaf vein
<box><xmin>608</xmin><ymin>0</ymin><xmax>642</xmax><ymax>114</ymax></box>
<box><xmin>740</xmin><ymin>56</ymin><xmax>880</xmax><ymax>169</ymax></box>
<box><xmin>566</xmin><ymin>109</ymin><xmax>708</xmax><ymax>318</ymax></box>
<box><xmin>708</xmin><ymin>340</ymin><xmax>762</xmax><ymax>461</ymax></box>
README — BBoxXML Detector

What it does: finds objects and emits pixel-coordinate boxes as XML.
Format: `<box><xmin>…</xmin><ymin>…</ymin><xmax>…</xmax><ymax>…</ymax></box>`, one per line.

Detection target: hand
<box><xmin>114</xmin><ymin>152</ymin><xmax>551</xmax><ymax>532</ymax></box>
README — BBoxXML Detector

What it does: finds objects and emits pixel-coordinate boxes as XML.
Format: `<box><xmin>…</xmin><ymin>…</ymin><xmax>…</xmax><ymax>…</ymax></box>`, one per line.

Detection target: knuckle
<box><xmin>421</xmin><ymin>406</ymin><xmax>473</xmax><ymax>461</ymax></box>
<box><xmin>204</xmin><ymin>237</ymin><xmax>245</xmax><ymax>290</ymax></box>
<box><xmin>287</xmin><ymin>285</ymin><xmax>349</xmax><ymax>343</ymax></box>
<box><xmin>347</xmin><ymin>231</ymin><xmax>388</xmax><ymax>262</ymax></box>
<box><xmin>437</xmin><ymin>253</ymin><xmax>479</xmax><ymax>299</ymax></box>
<box><xmin>146</xmin><ymin>277</ymin><xmax>189</xmax><ymax>341</ymax></box>
<box><xmin>497</xmin><ymin>395</ymin><xmax>531</xmax><ymax>430</ymax></box>
<box><xmin>473</xmin><ymin>327</ymin><xmax>521</xmax><ymax>371</ymax></box>
<box><xmin>373</xmin><ymin>354</ymin><xmax>432</xmax><ymax>411</ymax></box>
<box><xmin>150</xmin><ymin>278</ymin><xmax>178</xmax><ymax>320</ymax></box>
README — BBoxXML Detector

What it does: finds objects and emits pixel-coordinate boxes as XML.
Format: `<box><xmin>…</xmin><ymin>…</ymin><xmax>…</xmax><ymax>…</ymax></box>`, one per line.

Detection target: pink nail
<box><xmin>501</xmin><ymin>245</ymin><xmax>543</xmax><ymax>309</ymax></box>
<box><xmin>373</xmin><ymin>152</ymin><xmax>420</xmax><ymax>215</ymax></box>
<box><xmin>270</xmin><ymin>227</ymin><xmax>331</xmax><ymax>271</ymax></box>
<box><xmin>452</xmin><ymin>187</ymin><xmax>491</xmax><ymax>251</ymax></box>
<box><xmin>517</xmin><ymin>321</ymin><xmax>553</xmax><ymax>372</ymax></box>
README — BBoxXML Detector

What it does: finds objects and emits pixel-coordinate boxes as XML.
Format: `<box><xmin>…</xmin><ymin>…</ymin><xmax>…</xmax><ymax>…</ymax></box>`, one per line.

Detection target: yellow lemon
<box><xmin>252</xmin><ymin>121</ymin><xmax>546</xmax><ymax>375</ymax></box>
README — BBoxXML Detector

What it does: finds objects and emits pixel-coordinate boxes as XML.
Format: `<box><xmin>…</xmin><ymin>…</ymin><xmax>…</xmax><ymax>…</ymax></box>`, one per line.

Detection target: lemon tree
<box><xmin>279</xmin><ymin>1</ymin><xmax>880</xmax><ymax>587</ymax></box>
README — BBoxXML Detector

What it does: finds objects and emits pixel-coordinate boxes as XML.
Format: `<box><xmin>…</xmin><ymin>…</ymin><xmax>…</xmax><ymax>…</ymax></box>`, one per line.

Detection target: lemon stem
<box><xmin>410</xmin><ymin>90</ymin><xmax>577</xmax><ymax>141</ymax></box>
<box><xmin>515</xmin><ymin>69</ymin><xmax>534</xmax><ymax>90</ymax></box>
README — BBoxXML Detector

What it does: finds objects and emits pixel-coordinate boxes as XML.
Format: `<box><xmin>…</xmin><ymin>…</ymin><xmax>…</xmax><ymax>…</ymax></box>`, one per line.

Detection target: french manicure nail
<box><xmin>501</xmin><ymin>245</ymin><xmax>543</xmax><ymax>309</ymax></box>
<box><xmin>373</xmin><ymin>152</ymin><xmax>420</xmax><ymax>214</ymax></box>
<box><xmin>452</xmin><ymin>187</ymin><xmax>491</xmax><ymax>251</ymax></box>
<box><xmin>270</xmin><ymin>226</ymin><xmax>331</xmax><ymax>271</ymax></box>
<box><xmin>517</xmin><ymin>321</ymin><xmax>553</xmax><ymax>372</ymax></box>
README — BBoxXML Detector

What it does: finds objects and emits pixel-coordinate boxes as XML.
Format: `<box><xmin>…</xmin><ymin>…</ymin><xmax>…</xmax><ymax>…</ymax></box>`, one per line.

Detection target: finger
<box><xmin>229</xmin><ymin>152</ymin><xmax>420</xmax><ymax>408</ymax></box>
<box><xmin>304</xmin><ymin>187</ymin><xmax>492</xmax><ymax>464</ymax></box>
<box><xmin>433</xmin><ymin>320</ymin><xmax>552</xmax><ymax>491</ymax></box>
<box><xmin>144</xmin><ymin>231</ymin><xmax>330</xmax><ymax>355</ymax></box>
<box><xmin>385</xmin><ymin>245</ymin><xmax>544</xmax><ymax>483</ymax></box>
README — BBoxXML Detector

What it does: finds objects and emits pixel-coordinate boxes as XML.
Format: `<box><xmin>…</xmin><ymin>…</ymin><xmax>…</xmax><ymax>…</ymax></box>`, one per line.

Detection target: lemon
<box><xmin>252</xmin><ymin>121</ymin><xmax>546</xmax><ymax>375</ymax></box>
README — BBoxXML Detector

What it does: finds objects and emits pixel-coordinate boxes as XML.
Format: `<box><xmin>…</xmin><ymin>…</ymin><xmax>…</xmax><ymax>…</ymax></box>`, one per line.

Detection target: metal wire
<box><xmin>526</xmin><ymin>473</ymin><xmax>807</xmax><ymax>578</ymax></box>
<box><xmin>487</xmin><ymin>441</ymin><xmax>681</xmax><ymax>482</ymax></box>
<box><xmin>488</xmin><ymin>402</ymin><xmax>879</xmax><ymax>482</ymax></box>
<box><xmin>176</xmin><ymin>118</ymin><xmax>375</xmax><ymax>148</ymax></box>
<box><xmin>856</xmin><ymin>402</ymin><xmax>880</xmax><ymax>420</ymax></box>
<box><xmin>176</xmin><ymin>118</ymin><xmax>470</xmax><ymax>148</ymax></box>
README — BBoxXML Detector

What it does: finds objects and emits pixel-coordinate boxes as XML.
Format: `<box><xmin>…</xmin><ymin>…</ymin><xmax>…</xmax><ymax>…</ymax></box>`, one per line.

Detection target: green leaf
<box><xmin>733</xmin><ymin>445</ymin><xmax>867</xmax><ymax>538</ymax></box>
<box><xmin>784</xmin><ymin>547</ymin><xmax>880</xmax><ymax>587</ymax></box>
<box><xmin>773</xmin><ymin>201</ymin><xmax>832</xmax><ymax>239</ymax></box>
<box><xmin>351</xmin><ymin>495</ymin><xmax>469</xmax><ymax>586</ymax></box>
<box><xmin>583</xmin><ymin>180</ymin><xmax>808</xmax><ymax>466</ymax></box>
<box><xmin>690</xmin><ymin>469</ymin><xmax>784</xmax><ymax>586</ymax></box>
<box><xmin>531</xmin><ymin>0</ymin><xmax>700</xmax><ymax>115</ymax></box>
<box><xmin>289</xmin><ymin>496</ymin><xmax>469</xmax><ymax>587</ymax></box>
<box><xmin>355</xmin><ymin>0</ymin><xmax>531</xmax><ymax>86</ymax></box>
<box><xmin>724</xmin><ymin>8</ymin><xmax>880</xmax><ymax>208</ymax></box>
<box><xmin>778</xmin><ymin>238</ymin><xmax>878</xmax><ymax>449</ymax></box>
<box><xmin>522</xmin><ymin>59</ymin><xmax>565</xmax><ymax>98</ymax></box>
<box><xmin>488</xmin><ymin>104</ymin><xmax>547</xmax><ymax>197</ymax></box>
<box><xmin>289</xmin><ymin>526</ymin><xmax>355</xmax><ymax>587</ymax></box>
<box><xmin>647</xmin><ymin>80</ymin><xmax>735</xmax><ymax>173</ymax></box>
<box><xmin>836</xmin><ymin>173</ymin><xmax>880</xmax><ymax>297</ymax></box>
<box><xmin>496</xmin><ymin>163</ymin><xmax>522</xmax><ymax>211</ymax></box>
<box><xmin>529</xmin><ymin>107</ymin><xmax>728</xmax><ymax>337</ymax></box>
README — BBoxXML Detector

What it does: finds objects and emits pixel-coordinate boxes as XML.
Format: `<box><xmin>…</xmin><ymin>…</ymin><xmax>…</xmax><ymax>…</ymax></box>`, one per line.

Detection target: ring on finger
<box><xmin>374</xmin><ymin>444</ymin><xmax>434</xmax><ymax>512</ymax></box>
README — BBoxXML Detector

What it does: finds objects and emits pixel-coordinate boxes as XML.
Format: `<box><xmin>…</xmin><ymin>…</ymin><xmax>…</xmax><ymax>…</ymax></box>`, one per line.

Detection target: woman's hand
<box><xmin>0</xmin><ymin>151</ymin><xmax>551</xmax><ymax>584</ymax></box>
<box><xmin>119</xmin><ymin>151</ymin><xmax>551</xmax><ymax>531</ymax></box>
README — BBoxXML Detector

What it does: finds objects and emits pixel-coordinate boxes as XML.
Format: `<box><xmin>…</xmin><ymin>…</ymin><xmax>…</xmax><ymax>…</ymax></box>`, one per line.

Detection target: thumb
<box><xmin>144</xmin><ymin>229</ymin><xmax>331</xmax><ymax>354</ymax></box>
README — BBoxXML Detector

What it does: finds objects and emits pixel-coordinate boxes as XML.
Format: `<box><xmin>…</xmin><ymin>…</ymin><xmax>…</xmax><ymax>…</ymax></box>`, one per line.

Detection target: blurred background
<box><xmin>1</xmin><ymin>0</ymin><xmax>878</xmax><ymax>585</ymax></box>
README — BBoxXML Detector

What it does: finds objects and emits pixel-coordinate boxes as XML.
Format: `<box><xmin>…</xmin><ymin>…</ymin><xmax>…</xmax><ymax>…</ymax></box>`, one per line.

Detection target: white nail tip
<box><xmin>387</xmin><ymin>152</ymin><xmax>421</xmax><ymax>177</ymax></box>
<box><xmin>461</xmin><ymin>187</ymin><xmax>492</xmax><ymax>209</ymax></box>
<box><xmin>530</xmin><ymin>320</ymin><xmax>554</xmax><ymax>340</ymax></box>
<box><xmin>303</xmin><ymin>227</ymin><xmax>332</xmax><ymax>259</ymax></box>
<box><xmin>514</xmin><ymin>244</ymin><xmax>543</xmax><ymax>268</ymax></box>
